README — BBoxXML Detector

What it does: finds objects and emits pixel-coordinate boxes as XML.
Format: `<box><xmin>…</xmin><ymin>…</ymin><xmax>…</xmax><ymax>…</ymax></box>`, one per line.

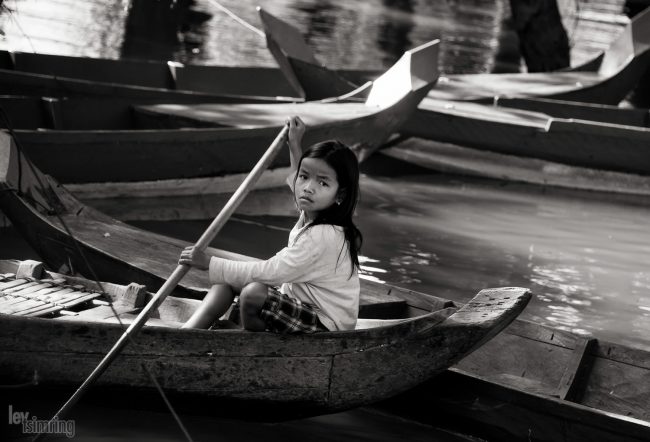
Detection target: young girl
<box><xmin>179</xmin><ymin>116</ymin><xmax>362</xmax><ymax>333</ymax></box>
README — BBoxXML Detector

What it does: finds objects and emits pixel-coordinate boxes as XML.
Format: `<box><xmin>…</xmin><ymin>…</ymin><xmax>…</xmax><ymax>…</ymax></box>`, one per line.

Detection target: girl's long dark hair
<box><xmin>293</xmin><ymin>140</ymin><xmax>362</xmax><ymax>276</ymax></box>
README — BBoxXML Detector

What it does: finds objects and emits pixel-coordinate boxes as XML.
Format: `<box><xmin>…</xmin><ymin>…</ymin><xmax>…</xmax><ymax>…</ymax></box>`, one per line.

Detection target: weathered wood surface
<box><xmin>375</xmin><ymin>316</ymin><xmax>650</xmax><ymax>442</ymax></box>
<box><xmin>0</xmin><ymin>273</ymin><xmax>529</xmax><ymax>412</ymax></box>
<box><xmin>556</xmin><ymin>337</ymin><xmax>597</xmax><ymax>401</ymax></box>
<box><xmin>0</xmin><ymin>286</ymin><xmax>529</xmax><ymax>415</ymax></box>
<box><xmin>382</xmin><ymin>368</ymin><xmax>650</xmax><ymax>442</ymax></box>
<box><xmin>0</xmin><ymin>266</ymin><xmax>127</xmax><ymax>317</ymax></box>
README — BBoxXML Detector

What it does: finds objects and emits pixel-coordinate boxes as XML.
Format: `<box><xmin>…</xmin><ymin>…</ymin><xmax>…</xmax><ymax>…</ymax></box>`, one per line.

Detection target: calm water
<box><xmin>1</xmin><ymin>0</ymin><xmax>649</xmax><ymax>440</ymax></box>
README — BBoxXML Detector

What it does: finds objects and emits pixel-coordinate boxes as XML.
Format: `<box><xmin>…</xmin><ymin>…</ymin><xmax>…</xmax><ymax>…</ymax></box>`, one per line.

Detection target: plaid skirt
<box><xmin>259</xmin><ymin>286</ymin><xmax>326</xmax><ymax>334</ymax></box>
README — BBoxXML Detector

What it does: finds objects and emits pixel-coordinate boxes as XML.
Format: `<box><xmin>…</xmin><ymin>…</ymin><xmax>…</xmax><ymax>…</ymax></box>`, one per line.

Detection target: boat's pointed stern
<box><xmin>0</xmin><ymin>131</ymin><xmax>29</xmax><ymax>191</ymax></box>
<box><xmin>364</xmin><ymin>39</ymin><xmax>440</xmax><ymax>109</ymax></box>
<box><xmin>257</xmin><ymin>7</ymin><xmax>319</xmax><ymax>66</ymax></box>
<box><xmin>0</xmin><ymin>131</ymin><xmax>12</xmax><ymax>186</ymax></box>
<box><xmin>631</xmin><ymin>7</ymin><xmax>650</xmax><ymax>61</ymax></box>
<box><xmin>599</xmin><ymin>7</ymin><xmax>650</xmax><ymax>77</ymax></box>
<box><xmin>441</xmin><ymin>287</ymin><xmax>532</xmax><ymax>356</ymax></box>
<box><xmin>257</xmin><ymin>7</ymin><xmax>358</xmax><ymax>100</ymax></box>
<box><xmin>0</xmin><ymin>131</ymin><xmax>68</xmax><ymax>218</ymax></box>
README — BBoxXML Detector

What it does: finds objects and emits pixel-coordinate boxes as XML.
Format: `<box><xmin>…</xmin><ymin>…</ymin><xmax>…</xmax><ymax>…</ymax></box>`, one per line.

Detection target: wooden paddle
<box><xmin>34</xmin><ymin>123</ymin><xmax>290</xmax><ymax>439</ymax></box>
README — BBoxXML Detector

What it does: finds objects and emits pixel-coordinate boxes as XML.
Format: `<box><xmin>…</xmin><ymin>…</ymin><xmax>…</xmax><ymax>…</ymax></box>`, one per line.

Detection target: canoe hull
<box><xmin>403</xmin><ymin>101</ymin><xmax>650</xmax><ymax>176</ymax></box>
<box><xmin>377</xmin><ymin>320</ymin><xmax>650</xmax><ymax>442</ymax></box>
<box><xmin>0</xmin><ymin>306</ymin><xmax>503</xmax><ymax>417</ymax></box>
<box><xmin>12</xmin><ymin>92</ymin><xmax>423</xmax><ymax>185</ymax></box>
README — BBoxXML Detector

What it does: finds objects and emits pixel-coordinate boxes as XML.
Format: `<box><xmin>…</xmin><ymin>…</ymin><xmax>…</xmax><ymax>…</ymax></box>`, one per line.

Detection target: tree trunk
<box><xmin>509</xmin><ymin>0</ymin><xmax>570</xmax><ymax>72</ymax></box>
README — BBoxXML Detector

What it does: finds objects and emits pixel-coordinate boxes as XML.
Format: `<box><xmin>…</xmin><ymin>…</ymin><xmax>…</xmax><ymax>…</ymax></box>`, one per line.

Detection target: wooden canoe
<box><xmin>0</xmin><ymin>94</ymin><xmax>293</xmax><ymax>186</ymax></box>
<box><xmin>0</xmin><ymin>49</ymin><xmax>376</xmax><ymax>100</ymax></box>
<box><xmin>0</xmin><ymin>65</ymin><xmax>294</xmax><ymax>105</ymax></box>
<box><xmin>0</xmin><ymin>136</ymin><xmax>531</xmax><ymax>418</ymax></box>
<box><xmin>377</xmin><ymin>320</ymin><xmax>650</xmax><ymax>442</ymax></box>
<box><xmin>0</xmin><ymin>49</ymin><xmax>299</xmax><ymax>104</ymax></box>
<box><xmin>259</xmin><ymin>6</ymin><xmax>650</xmax><ymax>104</ymax></box>
<box><xmin>399</xmin><ymin>97</ymin><xmax>650</xmax><ymax>177</ymax></box>
<box><xmin>131</xmin><ymin>38</ymin><xmax>440</xmax><ymax>163</ymax></box>
<box><xmin>379</xmin><ymin>138</ymin><xmax>650</xmax><ymax>198</ymax></box>
<box><xmin>1</xmin><ymin>38</ymin><xmax>438</xmax><ymax>201</ymax></box>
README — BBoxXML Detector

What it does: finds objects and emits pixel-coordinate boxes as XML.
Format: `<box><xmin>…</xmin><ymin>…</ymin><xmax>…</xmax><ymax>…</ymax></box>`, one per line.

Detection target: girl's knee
<box><xmin>238</xmin><ymin>283</ymin><xmax>269</xmax><ymax>331</ymax></box>
<box><xmin>239</xmin><ymin>283</ymin><xmax>268</xmax><ymax>312</ymax></box>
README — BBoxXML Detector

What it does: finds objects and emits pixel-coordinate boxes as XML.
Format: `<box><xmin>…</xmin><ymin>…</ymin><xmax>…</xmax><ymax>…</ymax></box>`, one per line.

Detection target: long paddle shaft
<box><xmin>35</xmin><ymin>124</ymin><xmax>290</xmax><ymax>439</ymax></box>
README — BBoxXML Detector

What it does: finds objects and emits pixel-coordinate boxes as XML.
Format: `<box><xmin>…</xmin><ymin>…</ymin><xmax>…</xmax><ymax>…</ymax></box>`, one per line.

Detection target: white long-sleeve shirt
<box><xmin>208</xmin><ymin>212</ymin><xmax>359</xmax><ymax>331</ymax></box>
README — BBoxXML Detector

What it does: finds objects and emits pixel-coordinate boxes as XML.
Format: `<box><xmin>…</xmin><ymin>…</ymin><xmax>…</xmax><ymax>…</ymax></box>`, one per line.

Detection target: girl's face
<box><xmin>295</xmin><ymin>157</ymin><xmax>340</xmax><ymax>220</ymax></box>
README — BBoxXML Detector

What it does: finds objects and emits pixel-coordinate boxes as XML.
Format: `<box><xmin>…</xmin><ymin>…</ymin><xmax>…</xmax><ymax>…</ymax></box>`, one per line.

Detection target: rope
<box><xmin>144</xmin><ymin>363</ymin><xmax>195</xmax><ymax>442</ymax></box>
<box><xmin>207</xmin><ymin>0</ymin><xmax>265</xmax><ymax>38</ymax></box>
<box><xmin>0</xmin><ymin>108</ymin><xmax>193</xmax><ymax>442</ymax></box>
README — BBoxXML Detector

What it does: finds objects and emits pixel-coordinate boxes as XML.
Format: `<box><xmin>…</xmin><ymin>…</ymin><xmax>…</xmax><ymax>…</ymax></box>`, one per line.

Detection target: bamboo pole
<box><xmin>33</xmin><ymin>123</ymin><xmax>289</xmax><ymax>440</ymax></box>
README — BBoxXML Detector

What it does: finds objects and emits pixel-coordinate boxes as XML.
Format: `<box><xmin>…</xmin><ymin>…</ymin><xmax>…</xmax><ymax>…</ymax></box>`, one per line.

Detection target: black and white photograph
<box><xmin>0</xmin><ymin>0</ymin><xmax>649</xmax><ymax>440</ymax></box>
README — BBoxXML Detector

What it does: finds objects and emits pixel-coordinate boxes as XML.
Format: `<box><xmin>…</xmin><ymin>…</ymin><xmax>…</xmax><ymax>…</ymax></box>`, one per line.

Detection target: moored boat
<box><xmin>260</xmin><ymin>8</ymin><xmax>650</xmax><ymax>193</ymax></box>
<box><xmin>0</xmin><ymin>63</ymin><xmax>295</xmax><ymax>105</ymax></box>
<box><xmin>376</xmin><ymin>319</ymin><xmax>650</xmax><ymax>442</ymax></box>
<box><xmin>260</xmin><ymin>6</ymin><xmax>650</xmax><ymax>104</ymax></box>
<box><xmin>493</xmin><ymin>96</ymin><xmax>650</xmax><ymax>127</ymax></box>
<box><xmin>130</xmin><ymin>38</ymin><xmax>440</xmax><ymax>163</ymax></box>
<box><xmin>1</xmin><ymin>38</ymin><xmax>439</xmax><ymax>202</ymax></box>
<box><xmin>399</xmin><ymin>97</ymin><xmax>650</xmax><ymax>177</ymax></box>
<box><xmin>0</xmin><ymin>49</ymin><xmax>376</xmax><ymax>100</ymax></box>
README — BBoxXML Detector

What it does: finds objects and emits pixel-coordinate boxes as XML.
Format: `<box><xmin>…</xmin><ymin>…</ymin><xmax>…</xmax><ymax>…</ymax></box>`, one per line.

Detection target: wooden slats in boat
<box><xmin>0</xmin><ymin>274</ymin><xmax>103</xmax><ymax>317</ymax></box>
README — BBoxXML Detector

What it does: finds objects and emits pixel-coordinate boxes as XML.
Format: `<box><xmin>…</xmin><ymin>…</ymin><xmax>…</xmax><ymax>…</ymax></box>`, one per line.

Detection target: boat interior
<box><xmin>0</xmin><ymin>259</ymin><xmax>456</xmax><ymax>330</ymax></box>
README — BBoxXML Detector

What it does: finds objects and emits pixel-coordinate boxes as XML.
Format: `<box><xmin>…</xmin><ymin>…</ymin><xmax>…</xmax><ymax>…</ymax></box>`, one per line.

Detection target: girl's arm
<box><xmin>286</xmin><ymin>116</ymin><xmax>306</xmax><ymax>188</ymax></box>
<box><xmin>208</xmin><ymin>225</ymin><xmax>333</xmax><ymax>288</ymax></box>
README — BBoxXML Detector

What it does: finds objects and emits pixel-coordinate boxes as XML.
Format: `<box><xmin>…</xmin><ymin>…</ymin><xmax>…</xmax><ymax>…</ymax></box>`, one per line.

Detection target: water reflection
<box><xmin>354</xmin><ymin>158</ymin><xmax>650</xmax><ymax>350</ymax></box>
<box><xmin>295</xmin><ymin>0</ymin><xmax>340</xmax><ymax>47</ymax></box>
<box><xmin>0</xmin><ymin>0</ymin><xmax>129</xmax><ymax>57</ymax></box>
<box><xmin>358</xmin><ymin>256</ymin><xmax>387</xmax><ymax>284</ymax></box>
<box><xmin>377</xmin><ymin>0</ymin><xmax>414</xmax><ymax>65</ymax></box>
